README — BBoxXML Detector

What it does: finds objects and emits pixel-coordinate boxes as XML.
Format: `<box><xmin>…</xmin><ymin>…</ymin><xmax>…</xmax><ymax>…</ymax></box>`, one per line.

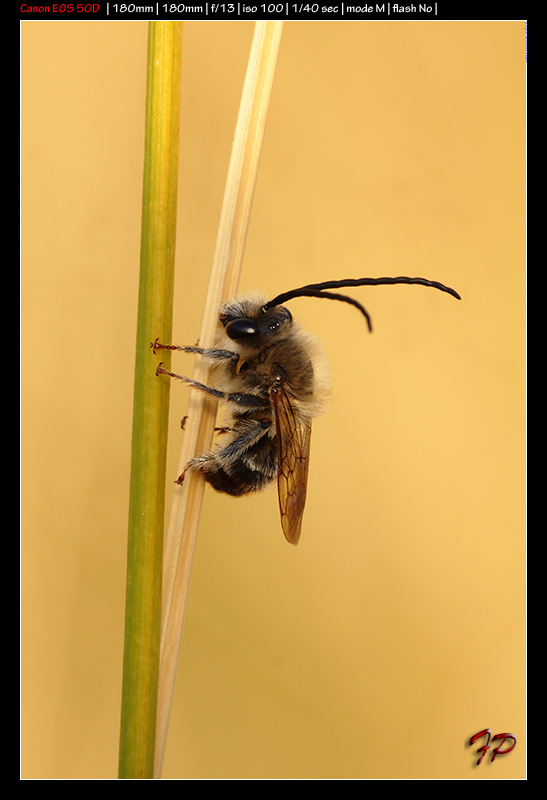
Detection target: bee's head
<box><xmin>220</xmin><ymin>297</ymin><xmax>293</xmax><ymax>346</ymax></box>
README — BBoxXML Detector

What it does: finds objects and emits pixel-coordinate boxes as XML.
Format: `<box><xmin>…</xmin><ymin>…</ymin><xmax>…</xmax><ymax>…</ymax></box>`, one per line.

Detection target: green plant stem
<box><xmin>119</xmin><ymin>21</ymin><xmax>183</xmax><ymax>780</ymax></box>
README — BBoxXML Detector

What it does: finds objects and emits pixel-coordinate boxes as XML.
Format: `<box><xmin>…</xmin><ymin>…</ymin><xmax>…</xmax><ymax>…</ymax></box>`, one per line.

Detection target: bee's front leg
<box><xmin>151</xmin><ymin>339</ymin><xmax>239</xmax><ymax>365</ymax></box>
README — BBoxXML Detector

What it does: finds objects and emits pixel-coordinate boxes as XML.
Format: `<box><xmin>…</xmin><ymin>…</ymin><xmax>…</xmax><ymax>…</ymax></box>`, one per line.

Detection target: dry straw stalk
<box><xmin>153</xmin><ymin>22</ymin><xmax>284</xmax><ymax>777</ymax></box>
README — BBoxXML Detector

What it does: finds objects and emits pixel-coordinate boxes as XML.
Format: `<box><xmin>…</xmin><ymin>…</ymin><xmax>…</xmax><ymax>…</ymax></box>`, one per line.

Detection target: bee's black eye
<box><xmin>224</xmin><ymin>318</ymin><xmax>260</xmax><ymax>340</ymax></box>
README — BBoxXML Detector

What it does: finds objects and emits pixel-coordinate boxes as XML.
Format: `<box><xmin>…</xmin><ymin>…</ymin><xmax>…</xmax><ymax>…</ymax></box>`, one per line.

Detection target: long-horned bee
<box><xmin>154</xmin><ymin>276</ymin><xmax>460</xmax><ymax>545</ymax></box>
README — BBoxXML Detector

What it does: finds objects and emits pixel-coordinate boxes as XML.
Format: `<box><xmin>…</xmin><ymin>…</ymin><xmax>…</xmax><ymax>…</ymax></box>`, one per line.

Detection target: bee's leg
<box><xmin>214</xmin><ymin>420</ymin><xmax>272</xmax><ymax>460</ymax></box>
<box><xmin>156</xmin><ymin>364</ymin><xmax>270</xmax><ymax>409</ymax></box>
<box><xmin>152</xmin><ymin>339</ymin><xmax>239</xmax><ymax>365</ymax></box>
<box><xmin>155</xmin><ymin>365</ymin><xmax>229</xmax><ymax>401</ymax></box>
<box><xmin>178</xmin><ymin>420</ymin><xmax>272</xmax><ymax>485</ymax></box>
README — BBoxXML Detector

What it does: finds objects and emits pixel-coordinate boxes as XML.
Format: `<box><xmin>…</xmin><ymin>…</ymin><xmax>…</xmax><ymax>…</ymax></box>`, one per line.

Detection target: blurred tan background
<box><xmin>21</xmin><ymin>21</ymin><xmax>525</xmax><ymax>779</ymax></box>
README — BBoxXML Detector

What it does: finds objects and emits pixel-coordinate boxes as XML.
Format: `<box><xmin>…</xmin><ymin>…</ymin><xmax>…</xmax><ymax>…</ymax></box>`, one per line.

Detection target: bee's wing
<box><xmin>271</xmin><ymin>386</ymin><xmax>312</xmax><ymax>545</ymax></box>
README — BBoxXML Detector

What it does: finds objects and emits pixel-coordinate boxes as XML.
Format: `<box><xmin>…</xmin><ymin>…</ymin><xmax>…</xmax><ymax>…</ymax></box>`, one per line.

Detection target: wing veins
<box><xmin>271</xmin><ymin>385</ymin><xmax>312</xmax><ymax>545</ymax></box>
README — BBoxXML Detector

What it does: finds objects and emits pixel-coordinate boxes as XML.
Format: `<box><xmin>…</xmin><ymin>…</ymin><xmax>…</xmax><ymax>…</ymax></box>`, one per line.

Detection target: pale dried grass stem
<box><xmin>154</xmin><ymin>22</ymin><xmax>284</xmax><ymax>777</ymax></box>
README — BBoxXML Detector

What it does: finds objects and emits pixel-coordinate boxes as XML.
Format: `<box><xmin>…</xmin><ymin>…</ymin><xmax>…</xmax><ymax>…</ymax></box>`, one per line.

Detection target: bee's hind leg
<box><xmin>177</xmin><ymin>419</ymin><xmax>272</xmax><ymax>487</ymax></box>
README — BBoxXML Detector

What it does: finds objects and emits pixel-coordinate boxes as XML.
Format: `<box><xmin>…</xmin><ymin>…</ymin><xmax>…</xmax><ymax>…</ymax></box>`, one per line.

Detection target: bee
<box><xmin>154</xmin><ymin>276</ymin><xmax>460</xmax><ymax>545</ymax></box>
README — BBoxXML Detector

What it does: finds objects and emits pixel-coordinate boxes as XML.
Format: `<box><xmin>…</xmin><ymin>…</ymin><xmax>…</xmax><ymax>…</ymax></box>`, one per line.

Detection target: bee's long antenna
<box><xmin>276</xmin><ymin>289</ymin><xmax>373</xmax><ymax>332</ymax></box>
<box><xmin>263</xmin><ymin>275</ymin><xmax>460</xmax><ymax>332</ymax></box>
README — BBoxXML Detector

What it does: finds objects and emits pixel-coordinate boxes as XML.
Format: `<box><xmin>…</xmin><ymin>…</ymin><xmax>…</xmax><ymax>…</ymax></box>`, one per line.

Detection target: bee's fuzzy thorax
<box><xmin>215</xmin><ymin>293</ymin><xmax>331</xmax><ymax>420</ymax></box>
